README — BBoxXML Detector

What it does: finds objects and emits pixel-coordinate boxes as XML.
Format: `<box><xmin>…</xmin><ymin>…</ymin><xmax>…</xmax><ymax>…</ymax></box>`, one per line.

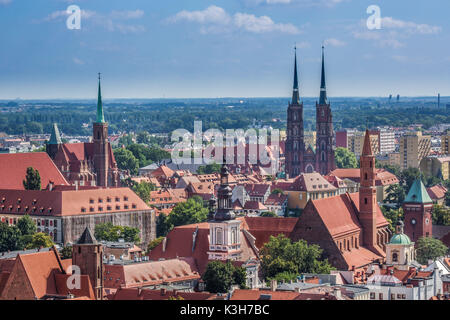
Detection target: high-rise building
<box><xmin>441</xmin><ymin>129</ymin><xmax>450</xmax><ymax>155</ymax></box>
<box><xmin>399</xmin><ymin>131</ymin><xmax>432</xmax><ymax>170</ymax></box>
<box><xmin>285</xmin><ymin>46</ymin><xmax>335</xmax><ymax>177</ymax></box>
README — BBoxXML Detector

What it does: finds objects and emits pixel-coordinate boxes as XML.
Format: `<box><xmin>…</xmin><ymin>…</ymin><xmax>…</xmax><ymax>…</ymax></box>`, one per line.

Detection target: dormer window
<box><xmin>89</xmin><ymin>199</ymin><xmax>94</xmax><ymax>204</ymax></box>
<box><xmin>124</xmin><ymin>196</ymin><xmax>128</xmax><ymax>201</ymax></box>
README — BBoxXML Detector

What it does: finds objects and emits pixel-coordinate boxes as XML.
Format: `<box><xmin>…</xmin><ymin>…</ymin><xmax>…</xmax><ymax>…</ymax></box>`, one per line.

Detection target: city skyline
<box><xmin>0</xmin><ymin>0</ymin><xmax>449</xmax><ymax>99</ymax></box>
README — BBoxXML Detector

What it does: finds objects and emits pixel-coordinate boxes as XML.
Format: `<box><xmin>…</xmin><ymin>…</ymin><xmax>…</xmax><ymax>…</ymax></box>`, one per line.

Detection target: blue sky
<box><xmin>0</xmin><ymin>0</ymin><xmax>449</xmax><ymax>99</ymax></box>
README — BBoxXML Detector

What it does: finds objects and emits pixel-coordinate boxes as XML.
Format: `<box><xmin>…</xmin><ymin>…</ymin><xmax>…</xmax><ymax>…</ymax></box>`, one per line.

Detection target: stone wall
<box><xmin>61</xmin><ymin>210</ymin><xmax>156</xmax><ymax>247</ymax></box>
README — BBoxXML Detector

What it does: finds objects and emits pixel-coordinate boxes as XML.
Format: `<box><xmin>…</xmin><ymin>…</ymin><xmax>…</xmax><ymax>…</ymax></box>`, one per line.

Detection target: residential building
<box><xmin>420</xmin><ymin>155</ymin><xmax>450</xmax><ymax>181</ymax></box>
<box><xmin>399</xmin><ymin>131</ymin><xmax>432</xmax><ymax>170</ymax></box>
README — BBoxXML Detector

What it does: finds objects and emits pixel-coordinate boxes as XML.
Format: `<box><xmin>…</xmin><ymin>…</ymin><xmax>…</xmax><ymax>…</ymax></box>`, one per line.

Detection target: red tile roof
<box><xmin>427</xmin><ymin>185</ymin><xmax>447</xmax><ymax>200</ymax></box>
<box><xmin>329</xmin><ymin>168</ymin><xmax>399</xmax><ymax>186</ymax></box>
<box><xmin>0</xmin><ymin>187</ymin><xmax>151</xmax><ymax>217</ymax></box>
<box><xmin>231</xmin><ymin>289</ymin><xmax>301</xmax><ymax>300</ymax></box>
<box><xmin>111</xmin><ymin>287</ymin><xmax>216</xmax><ymax>300</ymax></box>
<box><xmin>0</xmin><ymin>153</ymin><xmax>69</xmax><ymax>190</ymax></box>
<box><xmin>103</xmin><ymin>257</ymin><xmax>200</xmax><ymax>289</ymax></box>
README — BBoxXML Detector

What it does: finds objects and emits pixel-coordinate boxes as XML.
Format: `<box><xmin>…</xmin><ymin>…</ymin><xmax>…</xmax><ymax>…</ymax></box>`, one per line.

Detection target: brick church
<box><xmin>285</xmin><ymin>46</ymin><xmax>335</xmax><ymax>177</ymax></box>
<box><xmin>46</xmin><ymin>75</ymin><xmax>120</xmax><ymax>188</ymax></box>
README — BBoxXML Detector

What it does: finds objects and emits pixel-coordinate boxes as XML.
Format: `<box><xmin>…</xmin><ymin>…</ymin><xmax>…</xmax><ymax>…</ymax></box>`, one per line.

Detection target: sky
<box><xmin>0</xmin><ymin>0</ymin><xmax>449</xmax><ymax>99</ymax></box>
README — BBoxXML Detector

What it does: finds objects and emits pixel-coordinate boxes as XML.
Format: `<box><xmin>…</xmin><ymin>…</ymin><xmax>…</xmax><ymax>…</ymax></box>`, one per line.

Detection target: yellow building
<box><xmin>399</xmin><ymin>131</ymin><xmax>431</xmax><ymax>170</ymax></box>
<box><xmin>348</xmin><ymin>132</ymin><xmax>379</xmax><ymax>156</ymax></box>
<box><xmin>420</xmin><ymin>156</ymin><xmax>450</xmax><ymax>180</ymax></box>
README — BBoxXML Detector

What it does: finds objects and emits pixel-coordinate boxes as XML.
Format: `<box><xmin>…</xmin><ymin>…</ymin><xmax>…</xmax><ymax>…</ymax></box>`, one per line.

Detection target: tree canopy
<box><xmin>334</xmin><ymin>147</ymin><xmax>358</xmax><ymax>169</ymax></box>
<box><xmin>202</xmin><ymin>260</ymin><xmax>247</xmax><ymax>293</ymax></box>
<box><xmin>260</xmin><ymin>234</ymin><xmax>334</xmax><ymax>282</ymax></box>
<box><xmin>94</xmin><ymin>222</ymin><xmax>141</xmax><ymax>243</ymax></box>
<box><xmin>415</xmin><ymin>237</ymin><xmax>448</xmax><ymax>265</ymax></box>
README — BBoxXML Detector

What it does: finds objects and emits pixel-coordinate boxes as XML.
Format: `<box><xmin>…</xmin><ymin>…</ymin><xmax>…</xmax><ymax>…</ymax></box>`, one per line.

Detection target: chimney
<box><xmin>162</xmin><ymin>237</ymin><xmax>167</xmax><ymax>253</ymax></box>
<box><xmin>49</xmin><ymin>181</ymin><xmax>54</xmax><ymax>191</ymax></box>
<box><xmin>75</xmin><ymin>181</ymin><xmax>78</xmax><ymax>191</ymax></box>
<box><xmin>270</xmin><ymin>279</ymin><xmax>277</xmax><ymax>292</ymax></box>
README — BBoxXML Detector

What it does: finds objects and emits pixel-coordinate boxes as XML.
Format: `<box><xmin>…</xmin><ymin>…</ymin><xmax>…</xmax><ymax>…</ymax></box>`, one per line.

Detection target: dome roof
<box><xmin>389</xmin><ymin>233</ymin><xmax>411</xmax><ymax>245</ymax></box>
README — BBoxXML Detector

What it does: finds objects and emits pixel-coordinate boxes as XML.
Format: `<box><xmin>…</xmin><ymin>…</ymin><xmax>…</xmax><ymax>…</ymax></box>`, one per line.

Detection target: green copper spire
<box><xmin>48</xmin><ymin>123</ymin><xmax>62</xmax><ymax>145</ymax></box>
<box><xmin>319</xmin><ymin>46</ymin><xmax>327</xmax><ymax>105</ymax></box>
<box><xmin>404</xmin><ymin>178</ymin><xmax>433</xmax><ymax>204</ymax></box>
<box><xmin>96</xmin><ymin>73</ymin><xmax>105</xmax><ymax>123</ymax></box>
<box><xmin>292</xmin><ymin>46</ymin><xmax>300</xmax><ymax>105</ymax></box>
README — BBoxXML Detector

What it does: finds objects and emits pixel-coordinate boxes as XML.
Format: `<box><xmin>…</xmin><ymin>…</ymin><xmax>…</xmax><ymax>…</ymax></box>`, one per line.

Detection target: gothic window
<box><xmin>365</xmin><ymin>173</ymin><xmax>368</xmax><ymax>180</ymax></box>
<box><xmin>321</xmin><ymin>141</ymin><xmax>326</xmax><ymax>150</ymax></box>
<box><xmin>294</xmin><ymin>141</ymin><xmax>298</xmax><ymax>150</ymax></box>
<box><xmin>216</xmin><ymin>228</ymin><xmax>223</xmax><ymax>245</ymax></box>
<box><xmin>364</xmin><ymin>198</ymin><xmax>368</xmax><ymax>205</ymax></box>
<box><xmin>97</xmin><ymin>131</ymin><xmax>101</xmax><ymax>140</ymax></box>
<box><xmin>294</xmin><ymin>127</ymin><xmax>298</xmax><ymax>136</ymax></box>
<box><xmin>293</xmin><ymin>112</ymin><xmax>297</xmax><ymax>120</ymax></box>
<box><xmin>321</xmin><ymin>151</ymin><xmax>325</xmax><ymax>162</ymax></box>
<box><xmin>294</xmin><ymin>153</ymin><xmax>298</xmax><ymax>162</ymax></box>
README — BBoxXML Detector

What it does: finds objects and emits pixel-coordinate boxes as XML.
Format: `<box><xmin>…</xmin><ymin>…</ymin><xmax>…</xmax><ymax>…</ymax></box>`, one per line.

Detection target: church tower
<box><xmin>46</xmin><ymin>123</ymin><xmax>62</xmax><ymax>160</ymax></box>
<box><xmin>285</xmin><ymin>47</ymin><xmax>306</xmax><ymax>178</ymax></box>
<box><xmin>403</xmin><ymin>178</ymin><xmax>433</xmax><ymax>242</ymax></box>
<box><xmin>386</xmin><ymin>220</ymin><xmax>415</xmax><ymax>270</ymax></box>
<box><xmin>315</xmin><ymin>46</ymin><xmax>335</xmax><ymax>175</ymax></box>
<box><xmin>207</xmin><ymin>159</ymin><xmax>242</xmax><ymax>261</ymax></box>
<box><xmin>359</xmin><ymin>130</ymin><xmax>380</xmax><ymax>253</ymax></box>
<box><xmin>72</xmin><ymin>227</ymin><xmax>104</xmax><ymax>300</ymax></box>
<box><xmin>92</xmin><ymin>74</ymin><xmax>110</xmax><ymax>187</ymax></box>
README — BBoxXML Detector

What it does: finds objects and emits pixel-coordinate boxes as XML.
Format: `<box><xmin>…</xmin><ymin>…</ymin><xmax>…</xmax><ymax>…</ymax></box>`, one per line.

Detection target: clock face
<box><xmin>425</xmin><ymin>218</ymin><xmax>429</xmax><ymax>225</ymax></box>
<box><xmin>411</xmin><ymin>219</ymin><xmax>416</xmax><ymax>225</ymax></box>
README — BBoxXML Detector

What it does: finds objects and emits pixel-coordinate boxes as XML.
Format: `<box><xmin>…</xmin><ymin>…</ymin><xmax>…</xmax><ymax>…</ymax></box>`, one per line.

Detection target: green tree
<box><xmin>260</xmin><ymin>234</ymin><xmax>334</xmax><ymax>281</ymax></box>
<box><xmin>165</xmin><ymin>198</ymin><xmax>208</xmax><ymax>232</ymax></box>
<box><xmin>122</xmin><ymin>226</ymin><xmax>141</xmax><ymax>243</ymax></box>
<box><xmin>17</xmin><ymin>215</ymin><xmax>36</xmax><ymax>236</ymax></box>
<box><xmin>94</xmin><ymin>223</ymin><xmax>140</xmax><ymax>243</ymax></box>
<box><xmin>202</xmin><ymin>261</ymin><xmax>246</xmax><ymax>293</ymax></box>
<box><xmin>415</xmin><ymin>237</ymin><xmax>449</xmax><ymax>265</ymax></box>
<box><xmin>381</xmin><ymin>207</ymin><xmax>404</xmax><ymax>233</ymax></box>
<box><xmin>118</xmin><ymin>134</ymin><xmax>134</xmax><ymax>147</ymax></box>
<box><xmin>432</xmin><ymin>205</ymin><xmax>450</xmax><ymax>226</ymax></box>
<box><xmin>27</xmin><ymin>232</ymin><xmax>54</xmax><ymax>249</ymax></box>
<box><xmin>385</xmin><ymin>184</ymin><xmax>406</xmax><ymax>206</ymax></box>
<box><xmin>132</xmin><ymin>181</ymin><xmax>156</xmax><ymax>203</ymax></box>
<box><xmin>114</xmin><ymin>148</ymin><xmax>139</xmax><ymax>175</ymax></box>
<box><xmin>0</xmin><ymin>223</ymin><xmax>22</xmax><ymax>252</ymax></box>
<box><xmin>260</xmin><ymin>211</ymin><xmax>278</xmax><ymax>217</ymax></box>
<box><xmin>137</xmin><ymin>131</ymin><xmax>151</xmax><ymax>144</ymax></box>
<box><xmin>147</xmin><ymin>236</ymin><xmax>165</xmax><ymax>252</ymax></box>
<box><xmin>334</xmin><ymin>147</ymin><xmax>358</xmax><ymax>169</ymax></box>
<box><xmin>23</xmin><ymin>167</ymin><xmax>41</xmax><ymax>190</ymax></box>
<box><xmin>60</xmin><ymin>246</ymin><xmax>73</xmax><ymax>259</ymax></box>
<box><xmin>197</xmin><ymin>163</ymin><xmax>222</xmax><ymax>174</ymax></box>
<box><xmin>156</xmin><ymin>213</ymin><xmax>171</xmax><ymax>238</ymax></box>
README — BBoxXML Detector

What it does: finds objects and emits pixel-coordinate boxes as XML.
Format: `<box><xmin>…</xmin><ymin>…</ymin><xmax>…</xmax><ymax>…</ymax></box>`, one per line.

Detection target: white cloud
<box><xmin>0</xmin><ymin>0</ymin><xmax>12</xmax><ymax>5</ymax></box>
<box><xmin>168</xmin><ymin>6</ymin><xmax>300</xmax><ymax>35</ymax></box>
<box><xmin>324</xmin><ymin>38</ymin><xmax>346</xmax><ymax>47</ymax></box>
<box><xmin>234</xmin><ymin>13</ymin><xmax>299</xmax><ymax>34</ymax></box>
<box><xmin>169</xmin><ymin>6</ymin><xmax>231</xmax><ymax>25</ymax></box>
<box><xmin>381</xmin><ymin>17</ymin><xmax>441</xmax><ymax>35</ymax></box>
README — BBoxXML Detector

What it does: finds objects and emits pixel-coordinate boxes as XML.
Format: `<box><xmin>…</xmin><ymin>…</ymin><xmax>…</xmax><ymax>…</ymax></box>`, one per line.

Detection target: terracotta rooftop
<box><xmin>0</xmin><ymin>187</ymin><xmax>151</xmax><ymax>217</ymax></box>
<box><xmin>0</xmin><ymin>152</ymin><xmax>69</xmax><ymax>190</ymax></box>
<box><xmin>427</xmin><ymin>185</ymin><xmax>447</xmax><ymax>200</ymax></box>
<box><xmin>111</xmin><ymin>287</ymin><xmax>216</xmax><ymax>300</ymax></box>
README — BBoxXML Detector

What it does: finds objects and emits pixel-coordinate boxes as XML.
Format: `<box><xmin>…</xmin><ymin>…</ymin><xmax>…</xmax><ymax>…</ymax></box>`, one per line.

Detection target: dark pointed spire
<box><xmin>96</xmin><ymin>73</ymin><xmax>105</xmax><ymax>123</ymax></box>
<box><xmin>48</xmin><ymin>123</ymin><xmax>62</xmax><ymax>145</ymax></box>
<box><xmin>292</xmin><ymin>46</ymin><xmax>300</xmax><ymax>105</ymax></box>
<box><xmin>77</xmin><ymin>227</ymin><xmax>97</xmax><ymax>244</ymax></box>
<box><xmin>319</xmin><ymin>45</ymin><xmax>327</xmax><ymax>105</ymax></box>
<box><xmin>362</xmin><ymin>129</ymin><xmax>373</xmax><ymax>156</ymax></box>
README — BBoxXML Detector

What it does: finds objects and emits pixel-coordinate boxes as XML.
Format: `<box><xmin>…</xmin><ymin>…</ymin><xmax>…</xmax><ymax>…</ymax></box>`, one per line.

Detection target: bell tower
<box><xmin>403</xmin><ymin>178</ymin><xmax>433</xmax><ymax>242</ymax></box>
<box><xmin>92</xmin><ymin>73</ymin><xmax>110</xmax><ymax>187</ymax></box>
<box><xmin>207</xmin><ymin>159</ymin><xmax>242</xmax><ymax>261</ymax></box>
<box><xmin>72</xmin><ymin>227</ymin><xmax>104</xmax><ymax>300</ymax></box>
<box><xmin>359</xmin><ymin>130</ymin><xmax>380</xmax><ymax>253</ymax></box>
<box><xmin>285</xmin><ymin>47</ymin><xmax>306</xmax><ymax>178</ymax></box>
<box><xmin>315</xmin><ymin>46</ymin><xmax>335</xmax><ymax>175</ymax></box>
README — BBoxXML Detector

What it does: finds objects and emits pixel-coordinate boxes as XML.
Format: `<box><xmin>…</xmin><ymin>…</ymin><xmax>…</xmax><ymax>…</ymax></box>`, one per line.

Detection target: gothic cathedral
<box><xmin>285</xmin><ymin>47</ymin><xmax>335</xmax><ymax>177</ymax></box>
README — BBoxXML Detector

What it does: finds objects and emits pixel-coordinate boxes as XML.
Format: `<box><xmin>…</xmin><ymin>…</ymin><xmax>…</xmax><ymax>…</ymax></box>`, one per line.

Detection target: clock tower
<box><xmin>403</xmin><ymin>179</ymin><xmax>433</xmax><ymax>243</ymax></box>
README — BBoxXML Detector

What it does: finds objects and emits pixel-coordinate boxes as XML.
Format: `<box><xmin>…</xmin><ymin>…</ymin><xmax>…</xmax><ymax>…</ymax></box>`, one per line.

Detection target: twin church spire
<box><xmin>291</xmin><ymin>45</ymin><xmax>328</xmax><ymax>105</ymax></box>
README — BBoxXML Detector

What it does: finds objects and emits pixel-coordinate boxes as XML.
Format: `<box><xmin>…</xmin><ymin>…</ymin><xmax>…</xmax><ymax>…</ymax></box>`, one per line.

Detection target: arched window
<box><xmin>216</xmin><ymin>228</ymin><xmax>223</xmax><ymax>245</ymax></box>
<box><xmin>321</xmin><ymin>151</ymin><xmax>326</xmax><ymax>162</ymax></box>
<box><xmin>364</xmin><ymin>198</ymin><xmax>368</xmax><ymax>205</ymax></box>
<box><xmin>365</xmin><ymin>173</ymin><xmax>368</xmax><ymax>180</ymax></box>
<box><xmin>231</xmin><ymin>227</ymin><xmax>237</xmax><ymax>244</ymax></box>
<box><xmin>97</xmin><ymin>131</ymin><xmax>101</xmax><ymax>140</ymax></box>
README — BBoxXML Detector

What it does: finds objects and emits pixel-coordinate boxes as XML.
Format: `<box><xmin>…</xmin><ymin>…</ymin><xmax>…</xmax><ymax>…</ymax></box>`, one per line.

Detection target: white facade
<box><xmin>207</xmin><ymin>219</ymin><xmax>242</xmax><ymax>261</ymax></box>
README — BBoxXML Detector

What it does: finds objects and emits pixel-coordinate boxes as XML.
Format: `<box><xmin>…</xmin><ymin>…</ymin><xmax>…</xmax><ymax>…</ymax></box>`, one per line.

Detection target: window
<box><xmin>392</xmin><ymin>253</ymin><xmax>398</xmax><ymax>262</ymax></box>
<box><xmin>216</xmin><ymin>228</ymin><xmax>223</xmax><ymax>245</ymax></box>
<box><xmin>370</xmin><ymin>292</ymin><xmax>375</xmax><ymax>300</ymax></box>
